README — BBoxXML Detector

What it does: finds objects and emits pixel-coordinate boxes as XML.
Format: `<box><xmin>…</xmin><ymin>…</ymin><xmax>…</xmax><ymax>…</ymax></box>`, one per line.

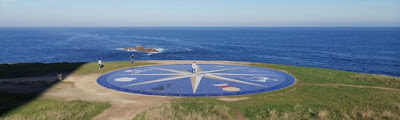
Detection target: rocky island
<box><xmin>122</xmin><ymin>46</ymin><xmax>159</xmax><ymax>53</ymax></box>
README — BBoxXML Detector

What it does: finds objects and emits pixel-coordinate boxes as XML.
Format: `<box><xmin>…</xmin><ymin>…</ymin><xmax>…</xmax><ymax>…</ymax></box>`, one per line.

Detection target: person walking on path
<box><xmin>192</xmin><ymin>62</ymin><xmax>197</xmax><ymax>73</ymax></box>
<box><xmin>130</xmin><ymin>54</ymin><xmax>134</xmax><ymax>63</ymax></box>
<box><xmin>98</xmin><ymin>59</ymin><xmax>102</xmax><ymax>70</ymax></box>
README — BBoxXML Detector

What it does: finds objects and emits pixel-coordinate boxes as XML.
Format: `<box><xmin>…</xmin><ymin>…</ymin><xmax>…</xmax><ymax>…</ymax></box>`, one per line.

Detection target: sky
<box><xmin>0</xmin><ymin>0</ymin><xmax>399</xmax><ymax>27</ymax></box>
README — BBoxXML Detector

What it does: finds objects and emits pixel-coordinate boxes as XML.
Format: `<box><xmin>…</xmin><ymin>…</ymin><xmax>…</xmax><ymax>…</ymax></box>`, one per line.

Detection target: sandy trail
<box><xmin>41</xmin><ymin>73</ymin><xmax>171</xmax><ymax>120</ymax></box>
<box><xmin>313</xmin><ymin>83</ymin><xmax>400</xmax><ymax>92</ymax></box>
<box><xmin>0</xmin><ymin>76</ymin><xmax>56</xmax><ymax>83</ymax></box>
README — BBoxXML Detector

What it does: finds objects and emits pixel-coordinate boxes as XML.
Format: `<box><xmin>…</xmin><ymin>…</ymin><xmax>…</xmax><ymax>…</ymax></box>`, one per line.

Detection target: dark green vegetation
<box><xmin>134</xmin><ymin>63</ymin><xmax>400</xmax><ymax>120</ymax></box>
<box><xmin>0</xmin><ymin>61</ymin><xmax>154</xmax><ymax>79</ymax></box>
<box><xmin>0</xmin><ymin>63</ymin><xmax>84</xmax><ymax>79</ymax></box>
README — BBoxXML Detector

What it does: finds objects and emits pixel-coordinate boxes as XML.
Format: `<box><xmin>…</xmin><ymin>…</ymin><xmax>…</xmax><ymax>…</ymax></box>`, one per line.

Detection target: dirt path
<box><xmin>0</xmin><ymin>76</ymin><xmax>57</xmax><ymax>94</ymax></box>
<box><xmin>233</xmin><ymin>110</ymin><xmax>249</xmax><ymax>120</ymax></box>
<box><xmin>313</xmin><ymin>83</ymin><xmax>400</xmax><ymax>92</ymax></box>
<box><xmin>0</xmin><ymin>76</ymin><xmax>56</xmax><ymax>83</ymax></box>
<box><xmin>41</xmin><ymin>73</ymin><xmax>171</xmax><ymax>120</ymax></box>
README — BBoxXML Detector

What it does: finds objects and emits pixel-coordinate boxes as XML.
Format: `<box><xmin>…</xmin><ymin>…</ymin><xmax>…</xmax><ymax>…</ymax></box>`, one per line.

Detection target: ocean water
<box><xmin>0</xmin><ymin>27</ymin><xmax>399</xmax><ymax>76</ymax></box>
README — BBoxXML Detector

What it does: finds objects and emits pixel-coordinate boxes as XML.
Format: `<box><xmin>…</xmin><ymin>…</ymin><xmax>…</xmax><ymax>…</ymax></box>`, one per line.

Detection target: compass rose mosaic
<box><xmin>97</xmin><ymin>64</ymin><xmax>296</xmax><ymax>97</ymax></box>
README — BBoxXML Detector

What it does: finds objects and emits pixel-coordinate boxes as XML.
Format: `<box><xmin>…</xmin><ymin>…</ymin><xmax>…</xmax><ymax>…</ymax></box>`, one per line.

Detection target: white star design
<box><xmin>122</xmin><ymin>65</ymin><xmax>277</xmax><ymax>93</ymax></box>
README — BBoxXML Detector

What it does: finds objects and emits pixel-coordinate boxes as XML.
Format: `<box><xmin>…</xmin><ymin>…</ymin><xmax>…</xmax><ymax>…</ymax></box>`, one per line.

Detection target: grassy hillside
<box><xmin>1</xmin><ymin>61</ymin><xmax>399</xmax><ymax>120</ymax></box>
<box><xmin>134</xmin><ymin>63</ymin><xmax>400</xmax><ymax>120</ymax></box>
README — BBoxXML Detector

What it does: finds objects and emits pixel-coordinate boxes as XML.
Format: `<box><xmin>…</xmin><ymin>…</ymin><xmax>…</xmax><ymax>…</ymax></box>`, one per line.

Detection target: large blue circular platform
<box><xmin>97</xmin><ymin>64</ymin><xmax>295</xmax><ymax>97</ymax></box>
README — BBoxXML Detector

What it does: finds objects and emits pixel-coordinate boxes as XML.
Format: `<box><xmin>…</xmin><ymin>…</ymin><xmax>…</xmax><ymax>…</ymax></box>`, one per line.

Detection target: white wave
<box><xmin>161</xmin><ymin>48</ymin><xmax>192</xmax><ymax>53</ymax></box>
<box><xmin>116</xmin><ymin>48</ymin><xmax>165</xmax><ymax>53</ymax></box>
<box><xmin>184</xmin><ymin>48</ymin><xmax>192</xmax><ymax>52</ymax></box>
<box><xmin>116</xmin><ymin>48</ymin><xmax>136</xmax><ymax>52</ymax></box>
<box><xmin>151</xmin><ymin>48</ymin><xmax>165</xmax><ymax>53</ymax></box>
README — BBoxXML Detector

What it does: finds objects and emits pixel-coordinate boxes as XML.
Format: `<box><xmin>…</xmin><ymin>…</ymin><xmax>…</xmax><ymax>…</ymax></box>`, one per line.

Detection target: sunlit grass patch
<box><xmin>133</xmin><ymin>102</ymin><xmax>233</xmax><ymax>120</ymax></box>
<box><xmin>350</xmin><ymin>74</ymin><xmax>400</xmax><ymax>89</ymax></box>
<box><xmin>1</xmin><ymin>99</ymin><xmax>110</xmax><ymax>120</ymax></box>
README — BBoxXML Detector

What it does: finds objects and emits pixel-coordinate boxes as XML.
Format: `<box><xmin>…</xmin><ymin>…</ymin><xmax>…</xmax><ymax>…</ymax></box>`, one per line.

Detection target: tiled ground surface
<box><xmin>97</xmin><ymin>64</ymin><xmax>295</xmax><ymax>97</ymax></box>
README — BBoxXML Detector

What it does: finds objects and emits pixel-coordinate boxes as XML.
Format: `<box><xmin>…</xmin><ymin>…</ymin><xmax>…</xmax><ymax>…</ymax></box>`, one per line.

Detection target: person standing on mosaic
<box><xmin>98</xmin><ymin>58</ymin><xmax>102</xmax><ymax>70</ymax></box>
<box><xmin>130</xmin><ymin>54</ymin><xmax>134</xmax><ymax>63</ymax></box>
<box><xmin>192</xmin><ymin>62</ymin><xmax>197</xmax><ymax>73</ymax></box>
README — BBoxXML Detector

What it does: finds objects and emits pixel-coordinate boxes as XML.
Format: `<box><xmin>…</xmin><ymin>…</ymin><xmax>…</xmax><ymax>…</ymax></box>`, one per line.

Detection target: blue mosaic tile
<box><xmin>97</xmin><ymin>64</ymin><xmax>296</xmax><ymax>97</ymax></box>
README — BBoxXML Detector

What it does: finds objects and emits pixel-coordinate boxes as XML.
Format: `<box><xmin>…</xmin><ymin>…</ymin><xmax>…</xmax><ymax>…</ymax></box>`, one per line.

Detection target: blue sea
<box><xmin>0</xmin><ymin>27</ymin><xmax>399</xmax><ymax>76</ymax></box>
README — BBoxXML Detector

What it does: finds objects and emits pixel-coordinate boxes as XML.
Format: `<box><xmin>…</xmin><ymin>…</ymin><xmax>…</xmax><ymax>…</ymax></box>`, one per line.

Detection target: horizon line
<box><xmin>1</xmin><ymin>26</ymin><xmax>399</xmax><ymax>28</ymax></box>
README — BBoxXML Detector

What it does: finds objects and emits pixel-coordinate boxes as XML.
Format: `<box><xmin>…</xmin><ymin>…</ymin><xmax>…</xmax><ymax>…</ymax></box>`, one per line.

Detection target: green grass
<box><xmin>133</xmin><ymin>102</ymin><xmax>233</xmax><ymax>120</ymax></box>
<box><xmin>252</xmin><ymin>63</ymin><xmax>400</xmax><ymax>89</ymax></box>
<box><xmin>0</xmin><ymin>98</ymin><xmax>110</xmax><ymax>120</ymax></box>
<box><xmin>134</xmin><ymin>63</ymin><xmax>400</xmax><ymax>120</ymax></box>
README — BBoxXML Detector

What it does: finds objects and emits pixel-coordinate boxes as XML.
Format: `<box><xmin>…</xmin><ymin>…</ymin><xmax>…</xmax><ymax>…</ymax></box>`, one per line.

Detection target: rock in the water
<box><xmin>122</xmin><ymin>48</ymin><xmax>135</xmax><ymax>51</ymax></box>
<box><xmin>122</xmin><ymin>46</ymin><xmax>159</xmax><ymax>53</ymax></box>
